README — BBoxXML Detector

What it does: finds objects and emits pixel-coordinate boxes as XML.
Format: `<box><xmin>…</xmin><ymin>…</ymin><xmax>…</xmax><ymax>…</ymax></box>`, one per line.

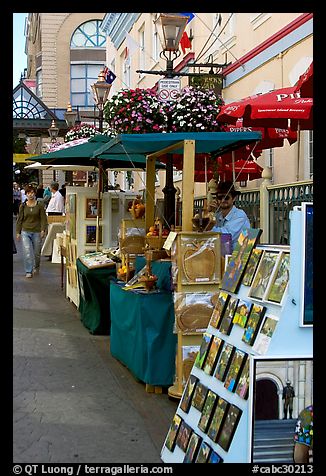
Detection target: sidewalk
<box><xmin>13</xmin><ymin>219</ymin><xmax>177</xmax><ymax>463</ymax></box>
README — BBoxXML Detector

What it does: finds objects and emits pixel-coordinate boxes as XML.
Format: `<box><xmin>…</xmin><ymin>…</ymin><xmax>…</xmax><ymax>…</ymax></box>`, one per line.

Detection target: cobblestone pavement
<box><xmin>13</xmin><ymin>219</ymin><xmax>177</xmax><ymax>463</ymax></box>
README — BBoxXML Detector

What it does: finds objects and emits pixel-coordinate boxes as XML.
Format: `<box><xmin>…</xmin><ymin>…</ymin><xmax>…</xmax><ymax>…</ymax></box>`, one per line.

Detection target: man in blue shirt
<box><xmin>210</xmin><ymin>181</ymin><xmax>250</xmax><ymax>251</ymax></box>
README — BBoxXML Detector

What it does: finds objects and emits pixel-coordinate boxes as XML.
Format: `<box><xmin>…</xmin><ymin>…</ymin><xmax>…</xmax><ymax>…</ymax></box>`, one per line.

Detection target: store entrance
<box><xmin>255</xmin><ymin>379</ymin><xmax>279</xmax><ymax>420</ymax></box>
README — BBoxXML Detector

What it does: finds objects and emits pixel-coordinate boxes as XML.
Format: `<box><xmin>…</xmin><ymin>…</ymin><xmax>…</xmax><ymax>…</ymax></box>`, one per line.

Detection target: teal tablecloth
<box><xmin>76</xmin><ymin>259</ymin><xmax>116</xmax><ymax>335</ymax></box>
<box><xmin>110</xmin><ymin>282</ymin><xmax>177</xmax><ymax>386</ymax></box>
<box><xmin>135</xmin><ymin>257</ymin><xmax>172</xmax><ymax>292</ymax></box>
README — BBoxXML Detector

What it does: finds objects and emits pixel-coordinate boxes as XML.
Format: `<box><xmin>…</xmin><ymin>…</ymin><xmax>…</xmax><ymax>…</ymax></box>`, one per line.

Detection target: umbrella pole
<box><xmin>96</xmin><ymin>159</ymin><xmax>103</xmax><ymax>252</ymax></box>
<box><xmin>232</xmin><ymin>151</ymin><xmax>236</xmax><ymax>183</ymax></box>
<box><xmin>296</xmin><ymin>121</ymin><xmax>301</xmax><ymax>182</ymax></box>
<box><xmin>204</xmin><ymin>157</ymin><xmax>208</xmax><ymax>196</ymax></box>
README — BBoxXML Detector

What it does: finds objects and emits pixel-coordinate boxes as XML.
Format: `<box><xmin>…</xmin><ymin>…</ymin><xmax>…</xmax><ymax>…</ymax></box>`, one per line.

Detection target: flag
<box><xmin>125</xmin><ymin>32</ymin><xmax>140</xmax><ymax>59</ymax></box>
<box><xmin>103</xmin><ymin>67</ymin><xmax>116</xmax><ymax>84</ymax></box>
<box><xmin>180</xmin><ymin>31</ymin><xmax>192</xmax><ymax>54</ymax></box>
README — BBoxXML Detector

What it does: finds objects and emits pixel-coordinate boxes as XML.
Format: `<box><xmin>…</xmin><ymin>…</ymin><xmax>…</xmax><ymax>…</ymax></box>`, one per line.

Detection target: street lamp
<box><xmin>91</xmin><ymin>69</ymin><xmax>112</xmax><ymax>250</ymax></box>
<box><xmin>64</xmin><ymin>102</ymin><xmax>78</xmax><ymax>128</ymax></box>
<box><xmin>48</xmin><ymin>120</ymin><xmax>59</xmax><ymax>180</ymax></box>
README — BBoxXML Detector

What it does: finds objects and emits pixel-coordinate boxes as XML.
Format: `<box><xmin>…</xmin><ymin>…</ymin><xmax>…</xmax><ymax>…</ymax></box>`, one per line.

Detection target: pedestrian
<box><xmin>16</xmin><ymin>184</ymin><xmax>48</xmax><ymax>278</ymax></box>
<box><xmin>42</xmin><ymin>186</ymin><xmax>52</xmax><ymax>207</ymax></box>
<box><xmin>46</xmin><ymin>181</ymin><xmax>65</xmax><ymax>215</ymax></box>
<box><xmin>13</xmin><ymin>182</ymin><xmax>21</xmax><ymax>217</ymax></box>
<box><xmin>20</xmin><ymin>184</ymin><xmax>27</xmax><ymax>205</ymax></box>
<box><xmin>59</xmin><ymin>183</ymin><xmax>67</xmax><ymax>198</ymax></box>
<box><xmin>282</xmin><ymin>380</ymin><xmax>295</xmax><ymax>419</ymax></box>
<box><xmin>36</xmin><ymin>183</ymin><xmax>44</xmax><ymax>199</ymax></box>
<box><xmin>293</xmin><ymin>404</ymin><xmax>313</xmax><ymax>463</ymax></box>
<box><xmin>209</xmin><ymin>180</ymin><xmax>250</xmax><ymax>251</ymax></box>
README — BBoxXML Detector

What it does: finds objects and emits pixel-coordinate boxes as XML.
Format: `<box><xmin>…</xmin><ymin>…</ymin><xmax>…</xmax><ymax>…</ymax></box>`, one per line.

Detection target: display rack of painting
<box><xmin>161</xmin><ymin>206</ymin><xmax>313</xmax><ymax>463</ymax></box>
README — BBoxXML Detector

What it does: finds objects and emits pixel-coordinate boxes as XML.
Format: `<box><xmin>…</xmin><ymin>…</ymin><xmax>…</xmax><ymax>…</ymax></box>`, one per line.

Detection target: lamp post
<box><xmin>91</xmin><ymin>69</ymin><xmax>112</xmax><ymax>250</ymax></box>
<box><xmin>48</xmin><ymin>119</ymin><xmax>59</xmax><ymax>180</ymax></box>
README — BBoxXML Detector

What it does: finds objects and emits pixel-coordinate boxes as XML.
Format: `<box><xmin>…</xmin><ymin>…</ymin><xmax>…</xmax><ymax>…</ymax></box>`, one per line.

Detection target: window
<box><xmin>36</xmin><ymin>69</ymin><xmax>42</xmax><ymax>98</ymax></box>
<box><xmin>70</xmin><ymin>20</ymin><xmax>106</xmax><ymax>48</ymax></box>
<box><xmin>70</xmin><ymin>63</ymin><xmax>104</xmax><ymax>108</ymax></box>
<box><xmin>122</xmin><ymin>58</ymin><xmax>131</xmax><ymax>89</ymax></box>
<box><xmin>139</xmin><ymin>29</ymin><xmax>145</xmax><ymax>71</ymax></box>
<box><xmin>152</xmin><ymin>14</ymin><xmax>160</xmax><ymax>62</ymax></box>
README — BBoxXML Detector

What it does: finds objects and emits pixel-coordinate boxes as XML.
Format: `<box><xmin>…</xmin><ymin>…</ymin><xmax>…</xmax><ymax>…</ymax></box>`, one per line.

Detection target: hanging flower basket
<box><xmin>64</xmin><ymin>123</ymin><xmax>99</xmax><ymax>142</ymax></box>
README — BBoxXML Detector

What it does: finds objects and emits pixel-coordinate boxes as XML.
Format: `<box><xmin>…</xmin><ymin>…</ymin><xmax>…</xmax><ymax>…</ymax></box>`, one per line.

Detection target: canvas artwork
<box><xmin>217</xmin><ymin>404</ymin><xmax>242</xmax><ymax>452</ymax></box>
<box><xmin>207</xmin><ymin>397</ymin><xmax>229</xmax><ymax>443</ymax></box>
<box><xmin>194</xmin><ymin>440</ymin><xmax>212</xmax><ymax>463</ymax></box>
<box><xmin>68</xmin><ymin>193</ymin><xmax>76</xmax><ymax>240</ymax></box>
<box><xmin>209</xmin><ymin>291</ymin><xmax>230</xmax><ymax>328</ymax></box>
<box><xmin>242</xmin><ymin>303</ymin><xmax>266</xmax><ymax>346</ymax></box>
<box><xmin>165</xmin><ymin>414</ymin><xmax>182</xmax><ymax>451</ymax></box>
<box><xmin>224</xmin><ymin>349</ymin><xmax>248</xmax><ymax>392</ymax></box>
<box><xmin>85</xmin><ymin>197</ymin><xmax>102</xmax><ymax>219</ymax></box>
<box><xmin>86</xmin><ymin>225</ymin><xmax>102</xmax><ymax>245</ymax></box>
<box><xmin>214</xmin><ymin>342</ymin><xmax>235</xmax><ymax>382</ymax></box>
<box><xmin>194</xmin><ymin>332</ymin><xmax>212</xmax><ymax>369</ymax></box>
<box><xmin>180</xmin><ymin>375</ymin><xmax>199</xmax><ymax>413</ymax></box>
<box><xmin>242</xmin><ymin>248</ymin><xmax>263</xmax><ymax>286</ymax></box>
<box><xmin>220</xmin><ymin>228</ymin><xmax>262</xmax><ymax>293</ymax></box>
<box><xmin>235</xmin><ymin>358</ymin><xmax>250</xmax><ymax>399</ymax></box>
<box><xmin>182</xmin><ymin>345</ymin><xmax>200</xmax><ymax>384</ymax></box>
<box><xmin>252</xmin><ymin>315</ymin><xmax>279</xmax><ymax>354</ymax></box>
<box><xmin>175</xmin><ymin>420</ymin><xmax>193</xmax><ymax>452</ymax></box>
<box><xmin>233</xmin><ymin>299</ymin><xmax>253</xmax><ymax>328</ymax></box>
<box><xmin>266</xmin><ymin>252</ymin><xmax>290</xmax><ymax>304</ymax></box>
<box><xmin>218</xmin><ymin>296</ymin><xmax>239</xmax><ymax>335</ymax></box>
<box><xmin>249</xmin><ymin>250</ymin><xmax>279</xmax><ymax>300</ymax></box>
<box><xmin>197</xmin><ymin>390</ymin><xmax>218</xmax><ymax>433</ymax></box>
<box><xmin>202</xmin><ymin>336</ymin><xmax>223</xmax><ymax>375</ymax></box>
<box><xmin>207</xmin><ymin>450</ymin><xmax>224</xmax><ymax>463</ymax></box>
<box><xmin>183</xmin><ymin>432</ymin><xmax>202</xmax><ymax>463</ymax></box>
<box><xmin>191</xmin><ymin>382</ymin><xmax>208</xmax><ymax>412</ymax></box>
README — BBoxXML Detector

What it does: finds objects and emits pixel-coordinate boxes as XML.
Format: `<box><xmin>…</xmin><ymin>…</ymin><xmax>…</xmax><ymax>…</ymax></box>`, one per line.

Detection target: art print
<box><xmin>182</xmin><ymin>345</ymin><xmax>200</xmax><ymax>384</ymax></box>
<box><xmin>180</xmin><ymin>375</ymin><xmax>198</xmax><ymax>413</ymax></box>
<box><xmin>214</xmin><ymin>342</ymin><xmax>234</xmax><ymax>382</ymax></box>
<box><xmin>233</xmin><ymin>299</ymin><xmax>253</xmax><ymax>328</ymax></box>
<box><xmin>242</xmin><ymin>248</ymin><xmax>263</xmax><ymax>286</ymax></box>
<box><xmin>175</xmin><ymin>420</ymin><xmax>192</xmax><ymax>452</ymax></box>
<box><xmin>86</xmin><ymin>225</ymin><xmax>102</xmax><ymax>244</ymax></box>
<box><xmin>207</xmin><ymin>450</ymin><xmax>224</xmax><ymax>463</ymax></box>
<box><xmin>197</xmin><ymin>390</ymin><xmax>217</xmax><ymax>433</ymax></box>
<box><xmin>224</xmin><ymin>349</ymin><xmax>248</xmax><ymax>392</ymax></box>
<box><xmin>191</xmin><ymin>382</ymin><xmax>208</xmax><ymax>412</ymax></box>
<box><xmin>85</xmin><ymin>197</ymin><xmax>102</xmax><ymax>219</ymax></box>
<box><xmin>217</xmin><ymin>404</ymin><xmax>242</xmax><ymax>452</ymax></box>
<box><xmin>252</xmin><ymin>315</ymin><xmax>279</xmax><ymax>354</ymax></box>
<box><xmin>183</xmin><ymin>432</ymin><xmax>202</xmax><ymax>463</ymax></box>
<box><xmin>68</xmin><ymin>193</ymin><xmax>76</xmax><ymax>239</ymax></box>
<box><xmin>202</xmin><ymin>336</ymin><xmax>223</xmax><ymax>375</ymax></box>
<box><xmin>194</xmin><ymin>440</ymin><xmax>212</xmax><ymax>463</ymax></box>
<box><xmin>235</xmin><ymin>358</ymin><xmax>250</xmax><ymax>399</ymax></box>
<box><xmin>194</xmin><ymin>332</ymin><xmax>212</xmax><ymax>369</ymax></box>
<box><xmin>218</xmin><ymin>296</ymin><xmax>239</xmax><ymax>335</ymax></box>
<box><xmin>267</xmin><ymin>252</ymin><xmax>290</xmax><ymax>304</ymax></box>
<box><xmin>220</xmin><ymin>228</ymin><xmax>262</xmax><ymax>293</ymax></box>
<box><xmin>242</xmin><ymin>303</ymin><xmax>266</xmax><ymax>346</ymax></box>
<box><xmin>249</xmin><ymin>250</ymin><xmax>279</xmax><ymax>300</ymax></box>
<box><xmin>207</xmin><ymin>397</ymin><xmax>229</xmax><ymax>443</ymax></box>
<box><xmin>209</xmin><ymin>291</ymin><xmax>230</xmax><ymax>328</ymax></box>
<box><xmin>165</xmin><ymin>414</ymin><xmax>182</xmax><ymax>451</ymax></box>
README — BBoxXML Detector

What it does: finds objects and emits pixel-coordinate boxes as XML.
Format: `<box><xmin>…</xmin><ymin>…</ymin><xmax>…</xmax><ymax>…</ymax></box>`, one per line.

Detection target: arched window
<box><xmin>70</xmin><ymin>20</ymin><xmax>106</xmax><ymax>48</ymax></box>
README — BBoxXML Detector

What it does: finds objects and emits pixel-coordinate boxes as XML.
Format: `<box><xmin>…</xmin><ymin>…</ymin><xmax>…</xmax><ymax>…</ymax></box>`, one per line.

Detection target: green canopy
<box><xmin>30</xmin><ymin>134</ymin><xmax>165</xmax><ymax>170</ymax></box>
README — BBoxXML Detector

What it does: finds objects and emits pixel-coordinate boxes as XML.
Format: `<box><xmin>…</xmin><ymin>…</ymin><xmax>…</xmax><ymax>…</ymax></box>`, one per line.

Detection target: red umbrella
<box><xmin>217</xmin><ymin>86</ymin><xmax>313</xmax><ymax>130</ymax></box>
<box><xmin>294</xmin><ymin>61</ymin><xmax>313</xmax><ymax>98</ymax></box>
<box><xmin>216</xmin><ymin>157</ymin><xmax>264</xmax><ymax>182</ymax></box>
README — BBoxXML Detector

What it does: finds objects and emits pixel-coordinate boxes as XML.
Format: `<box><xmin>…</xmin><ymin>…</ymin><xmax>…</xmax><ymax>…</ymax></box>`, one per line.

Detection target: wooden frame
<box><xmin>85</xmin><ymin>197</ymin><xmax>102</xmax><ymax>219</ymax></box>
<box><xmin>248</xmin><ymin>250</ymin><xmax>279</xmax><ymax>301</ymax></box>
<box><xmin>217</xmin><ymin>404</ymin><xmax>242</xmax><ymax>452</ymax></box>
<box><xmin>85</xmin><ymin>225</ymin><xmax>102</xmax><ymax>245</ymax></box>
<box><xmin>165</xmin><ymin>414</ymin><xmax>183</xmax><ymax>452</ymax></box>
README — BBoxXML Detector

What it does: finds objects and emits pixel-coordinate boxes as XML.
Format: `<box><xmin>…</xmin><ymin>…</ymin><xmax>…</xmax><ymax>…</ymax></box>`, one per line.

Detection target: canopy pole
<box><xmin>232</xmin><ymin>150</ymin><xmax>236</xmax><ymax>183</ymax></box>
<box><xmin>204</xmin><ymin>157</ymin><xmax>208</xmax><ymax>195</ymax></box>
<box><xmin>296</xmin><ymin>121</ymin><xmax>301</xmax><ymax>182</ymax></box>
<box><xmin>96</xmin><ymin>159</ymin><xmax>103</xmax><ymax>252</ymax></box>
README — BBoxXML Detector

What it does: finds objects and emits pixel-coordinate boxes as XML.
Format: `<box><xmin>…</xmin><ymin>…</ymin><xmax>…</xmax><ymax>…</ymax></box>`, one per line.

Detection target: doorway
<box><xmin>255</xmin><ymin>379</ymin><xmax>279</xmax><ymax>420</ymax></box>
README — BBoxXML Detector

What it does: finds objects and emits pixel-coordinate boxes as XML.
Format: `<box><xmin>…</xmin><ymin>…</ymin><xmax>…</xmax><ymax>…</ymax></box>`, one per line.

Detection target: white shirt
<box><xmin>46</xmin><ymin>190</ymin><xmax>65</xmax><ymax>213</ymax></box>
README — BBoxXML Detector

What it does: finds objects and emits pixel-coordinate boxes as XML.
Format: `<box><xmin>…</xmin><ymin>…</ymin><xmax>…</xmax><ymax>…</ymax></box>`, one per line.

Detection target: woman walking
<box><xmin>16</xmin><ymin>184</ymin><xmax>48</xmax><ymax>278</ymax></box>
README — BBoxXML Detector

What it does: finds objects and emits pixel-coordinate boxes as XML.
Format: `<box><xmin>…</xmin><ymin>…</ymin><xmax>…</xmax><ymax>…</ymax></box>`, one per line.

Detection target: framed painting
<box><xmin>242</xmin><ymin>303</ymin><xmax>266</xmax><ymax>346</ymax></box>
<box><xmin>248</xmin><ymin>250</ymin><xmax>279</xmax><ymax>300</ymax></box>
<box><xmin>175</xmin><ymin>420</ymin><xmax>193</xmax><ymax>452</ymax></box>
<box><xmin>207</xmin><ymin>396</ymin><xmax>229</xmax><ymax>443</ymax></box>
<box><xmin>165</xmin><ymin>414</ymin><xmax>182</xmax><ymax>451</ymax></box>
<box><xmin>235</xmin><ymin>358</ymin><xmax>250</xmax><ymax>400</ymax></box>
<box><xmin>209</xmin><ymin>291</ymin><xmax>230</xmax><ymax>328</ymax></box>
<box><xmin>194</xmin><ymin>440</ymin><xmax>212</xmax><ymax>463</ymax></box>
<box><xmin>183</xmin><ymin>432</ymin><xmax>202</xmax><ymax>463</ymax></box>
<box><xmin>207</xmin><ymin>450</ymin><xmax>224</xmax><ymax>463</ymax></box>
<box><xmin>85</xmin><ymin>197</ymin><xmax>102</xmax><ymax>219</ymax></box>
<box><xmin>68</xmin><ymin>193</ymin><xmax>76</xmax><ymax>240</ymax></box>
<box><xmin>191</xmin><ymin>382</ymin><xmax>208</xmax><ymax>412</ymax></box>
<box><xmin>194</xmin><ymin>332</ymin><xmax>212</xmax><ymax>369</ymax></box>
<box><xmin>242</xmin><ymin>248</ymin><xmax>263</xmax><ymax>286</ymax></box>
<box><xmin>252</xmin><ymin>315</ymin><xmax>279</xmax><ymax>355</ymax></box>
<box><xmin>218</xmin><ymin>296</ymin><xmax>239</xmax><ymax>335</ymax></box>
<box><xmin>266</xmin><ymin>252</ymin><xmax>290</xmax><ymax>304</ymax></box>
<box><xmin>220</xmin><ymin>228</ymin><xmax>262</xmax><ymax>293</ymax></box>
<box><xmin>202</xmin><ymin>336</ymin><xmax>223</xmax><ymax>375</ymax></box>
<box><xmin>85</xmin><ymin>225</ymin><xmax>102</xmax><ymax>245</ymax></box>
<box><xmin>197</xmin><ymin>390</ymin><xmax>218</xmax><ymax>433</ymax></box>
<box><xmin>224</xmin><ymin>349</ymin><xmax>248</xmax><ymax>392</ymax></box>
<box><xmin>217</xmin><ymin>404</ymin><xmax>242</xmax><ymax>452</ymax></box>
<box><xmin>180</xmin><ymin>375</ymin><xmax>198</xmax><ymax>413</ymax></box>
<box><xmin>300</xmin><ymin>203</ymin><xmax>313</xmax><ymax>325</ymax></box>
<box><xmin>214</xmin><ymin>342</ymin><xmax>235</xmax><ymax>382</ymax></box>
<box><xmin>182</xmin><ymin>345</ymin><xmax>200</xmax><ymax>384</ymax></box>
<box><xmin>233</xmin><ymin>299</ymin><xmax>253</xmax><ymax>328</ymax></box>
